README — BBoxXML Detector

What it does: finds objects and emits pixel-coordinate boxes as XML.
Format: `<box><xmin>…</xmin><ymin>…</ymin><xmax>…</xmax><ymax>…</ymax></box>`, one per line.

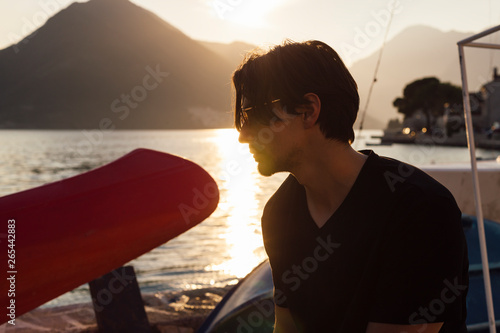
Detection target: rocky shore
<box><xmin>1</xmin><ymin>286</ymin><xmax>233</xmax><ymax>333</ymax></box>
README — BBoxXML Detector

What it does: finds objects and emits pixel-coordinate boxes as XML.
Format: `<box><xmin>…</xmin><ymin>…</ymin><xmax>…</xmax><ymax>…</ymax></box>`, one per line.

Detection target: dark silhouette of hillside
<box><xmin>0</xmin><ymin>0</ymin><xmax>235</xmax><ymax>129</ymax></box>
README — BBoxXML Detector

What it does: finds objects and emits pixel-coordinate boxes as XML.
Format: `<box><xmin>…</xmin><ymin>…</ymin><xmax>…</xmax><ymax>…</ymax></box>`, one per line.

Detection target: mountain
<box><xmin>350</xmin><ymin>25</ymin><xmax>500</xmax><ymax>129</ymax></box>
<box><xmin>200</xmin><ymin>41</ymin><xmax>256</xmax><ymax>69</ymax></box>
<box><xmin>0</xmin><ymin>0</ymin><xmax>236</xmax><ymax>129</ymax></box>
<box><xmin>2</xmin><ymin>3</ymin><xmax>494</xmax><ymax>131</ymax></box>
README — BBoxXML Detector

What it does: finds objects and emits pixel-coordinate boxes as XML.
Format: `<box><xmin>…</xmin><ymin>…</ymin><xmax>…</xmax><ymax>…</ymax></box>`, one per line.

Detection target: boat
<box><xmin>423</xmin><ymin>160</ymin><xmax>500</xmax><ymax>224</ymax></box>
<box><xmin>364</xmin><ymin>141</ymin><xmax>393</xmax><ymax>146</ymax></box>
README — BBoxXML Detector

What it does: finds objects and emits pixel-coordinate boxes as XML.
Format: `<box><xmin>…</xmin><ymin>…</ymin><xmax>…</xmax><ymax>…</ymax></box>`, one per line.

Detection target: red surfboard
<box><xmin>0</xmin><ymin>148</ymin><xmax>219</xmax><ymax>321</ymax></box>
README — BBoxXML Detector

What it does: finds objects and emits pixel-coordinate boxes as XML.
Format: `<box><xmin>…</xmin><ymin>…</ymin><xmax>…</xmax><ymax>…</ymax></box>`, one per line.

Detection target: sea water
<box><xmin>0</xmin><ymin>128</ymin><xmax>498</xmax><ymax>308</ymax></box>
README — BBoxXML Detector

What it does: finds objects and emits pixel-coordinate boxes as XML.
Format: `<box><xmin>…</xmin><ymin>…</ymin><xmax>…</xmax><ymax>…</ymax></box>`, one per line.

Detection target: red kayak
<box><xmin>0</xmin><ymin>148</ymin><xmax>219</xmax><ymax>321</ymax></box>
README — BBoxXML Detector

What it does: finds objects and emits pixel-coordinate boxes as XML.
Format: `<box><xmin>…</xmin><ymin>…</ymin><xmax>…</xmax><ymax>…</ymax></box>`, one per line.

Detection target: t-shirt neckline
<box><xmin>300</xmin><ymin>150</ymin><xmax>376</xmax><ymax>230</ymax></box>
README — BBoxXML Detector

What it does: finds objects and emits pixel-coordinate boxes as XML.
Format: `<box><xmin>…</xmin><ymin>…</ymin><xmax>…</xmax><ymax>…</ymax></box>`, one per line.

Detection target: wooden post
<box><xmin>89</xmin><ymin>266</ymin><xmax>151</xmax><ymax>332</ymax></box>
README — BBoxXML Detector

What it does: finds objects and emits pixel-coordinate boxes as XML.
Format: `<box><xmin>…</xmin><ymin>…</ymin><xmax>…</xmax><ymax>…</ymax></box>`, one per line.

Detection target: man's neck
<box><xmin>292</xmin><ymin>142</ymin><xmax>368</xmax><ymax>227</ymax></box>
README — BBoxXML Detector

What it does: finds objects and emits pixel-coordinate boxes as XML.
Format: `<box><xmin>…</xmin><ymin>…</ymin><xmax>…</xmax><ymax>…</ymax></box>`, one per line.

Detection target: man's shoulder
<box><xmin>366</xmin><ymin>153</ymin><xmax>462</xmax><ymax>230</ymax></box>
<box><xmin>263</xmin><ymin>174</ymin><xmax>300</xmax><ymax>216</ymax></box>
<box><xmin>365</xmin><ymin>150</ymin><xmax>457</xmax><ymax>202</ymax></box>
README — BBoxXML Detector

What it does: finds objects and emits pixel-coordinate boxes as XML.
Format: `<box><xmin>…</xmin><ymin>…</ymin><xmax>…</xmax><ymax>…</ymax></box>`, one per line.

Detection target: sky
<box><xmin>0</xmin><ymin>0</ymin><xmax>499</xmax><ymax>65</ymax></box>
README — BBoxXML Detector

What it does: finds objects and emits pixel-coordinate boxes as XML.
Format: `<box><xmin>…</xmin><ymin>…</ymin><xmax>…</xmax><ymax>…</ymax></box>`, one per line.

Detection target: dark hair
<box><xmin>233</xmin><ymin>40</ymin><xmax>359</xmax><ymax>143</ymax></box>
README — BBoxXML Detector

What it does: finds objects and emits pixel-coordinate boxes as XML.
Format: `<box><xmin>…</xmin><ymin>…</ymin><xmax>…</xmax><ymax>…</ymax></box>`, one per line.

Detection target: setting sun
<box><xmin>220</xmin><ymin>0</ymin><xmax>287</xmax><ymax>28</ymax></box>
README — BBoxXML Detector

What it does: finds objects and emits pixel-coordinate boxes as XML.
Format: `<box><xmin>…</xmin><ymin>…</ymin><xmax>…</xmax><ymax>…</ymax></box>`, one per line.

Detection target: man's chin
<box><xmin>257</xmin><ymin>161</ymin><xmax>278</xmax><ymax>177</ymax></box>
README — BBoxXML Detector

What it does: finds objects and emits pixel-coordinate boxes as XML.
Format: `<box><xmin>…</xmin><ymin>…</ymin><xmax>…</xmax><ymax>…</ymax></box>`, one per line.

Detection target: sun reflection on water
<box><xmin>205</xmin><ymin>129</ymin><xmax>267</xmax><ymax>278</ymax></box>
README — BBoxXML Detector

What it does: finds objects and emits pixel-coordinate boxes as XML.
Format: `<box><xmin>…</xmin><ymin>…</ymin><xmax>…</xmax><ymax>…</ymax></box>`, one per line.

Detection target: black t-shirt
<box><xmin>262</xmin><ymin>150</ymin><xmax>468</xmax><ymax>332</ymax></box>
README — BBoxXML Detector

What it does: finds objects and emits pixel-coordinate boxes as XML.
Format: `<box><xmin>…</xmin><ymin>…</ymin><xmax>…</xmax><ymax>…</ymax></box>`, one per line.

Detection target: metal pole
<box><xmin>458</xmin><ymin>44</ymin><xmax>497</xmax><ymax>333</ymax></box>
<box><xmin>457</xmin><ymin>25</ymin><xmax>500</xmax><ymax>45</ymax></box>
<box><xmin>463</xmin><ymin>42</ymin><xmax>500</xmax><ymax>50</ymax></box>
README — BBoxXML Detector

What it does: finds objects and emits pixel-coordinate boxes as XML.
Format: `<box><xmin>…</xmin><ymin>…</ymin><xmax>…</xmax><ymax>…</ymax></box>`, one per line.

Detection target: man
<box><xmin>233</xmin><ymin>40</ymin><xmax>468</xmax><ymax>332</ymax></box>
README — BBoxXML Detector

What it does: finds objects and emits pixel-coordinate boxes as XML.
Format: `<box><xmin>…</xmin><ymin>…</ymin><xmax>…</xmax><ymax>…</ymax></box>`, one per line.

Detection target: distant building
<box><xmin>402</xmin><ymin>109</ymin><xmax>427</xmax><ymax>132</ymax></box>
<box><xmin>442</xmin><ymin>70</ymin><xmax>500</xmax><ymax>137</ymax></box>
<box><xmin>476</xmin><ymin>68</ymin><xmax>500</xmax><ymax>131</ymax></box>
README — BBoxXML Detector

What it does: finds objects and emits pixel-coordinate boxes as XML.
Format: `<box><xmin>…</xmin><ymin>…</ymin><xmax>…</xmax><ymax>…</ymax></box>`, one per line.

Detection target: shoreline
<box><xmin>1</xmin><ymin>286</ymin><xmax>233</xmax><ymax>333</ymax></box>
<box><xmin>381</xmin><ymin>130</ymin><xmax>500</xmax><ymax>150</ymax></box>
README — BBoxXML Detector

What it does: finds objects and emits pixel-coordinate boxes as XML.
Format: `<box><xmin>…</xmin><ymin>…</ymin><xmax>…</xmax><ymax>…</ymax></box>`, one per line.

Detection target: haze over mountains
<box><xmin>0</xmin><ymin>0</ymin><xmax>497</xmax><ymax>129</ymax></box>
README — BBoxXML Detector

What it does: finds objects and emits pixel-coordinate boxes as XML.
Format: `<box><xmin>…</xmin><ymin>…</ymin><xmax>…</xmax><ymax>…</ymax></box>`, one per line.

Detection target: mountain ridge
<box><xmin>0</xmin><ymin>2</ymin><xmax>497</xmax><ymax>130</ymax></box>
<box><xmin>0</xmin><ymin>0</ymin><xmax>235</xmax><ymax>129</ymax></box>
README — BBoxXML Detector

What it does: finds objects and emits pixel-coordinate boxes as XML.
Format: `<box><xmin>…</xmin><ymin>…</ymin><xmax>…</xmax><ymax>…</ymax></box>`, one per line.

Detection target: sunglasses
<box><xmin>239</xmin><ymin>99</ymin><xmax>281</xmax><ymax>128</ymax></box>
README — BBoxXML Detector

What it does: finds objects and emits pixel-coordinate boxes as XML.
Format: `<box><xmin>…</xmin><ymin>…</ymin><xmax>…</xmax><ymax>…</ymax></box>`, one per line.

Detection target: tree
<box><xmin>393</xmin><ymin>77</ymin><xmax>462</xmax><ymax>132</ymax></box>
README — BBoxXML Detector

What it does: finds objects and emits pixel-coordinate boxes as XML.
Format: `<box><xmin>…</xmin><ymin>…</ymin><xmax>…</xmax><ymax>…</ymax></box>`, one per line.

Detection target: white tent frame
<box><xmin>458</xmin><ymin>25</ymin><xmax>500</xmax><ymax>333</ymax></box>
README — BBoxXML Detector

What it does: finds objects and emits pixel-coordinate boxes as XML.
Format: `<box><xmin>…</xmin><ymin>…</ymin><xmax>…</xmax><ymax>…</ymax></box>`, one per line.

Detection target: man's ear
<box><xmin>299</xmin><ymin>93</ymin><xmax>321</xmax><ymax>129</ymax></box>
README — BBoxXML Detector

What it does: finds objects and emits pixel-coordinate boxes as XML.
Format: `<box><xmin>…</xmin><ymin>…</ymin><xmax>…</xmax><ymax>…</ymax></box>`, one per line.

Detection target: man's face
<box><xmin>238</xmin><ymin>98</ymin><xmax>303</xmax><ymax>176</ymax></box>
